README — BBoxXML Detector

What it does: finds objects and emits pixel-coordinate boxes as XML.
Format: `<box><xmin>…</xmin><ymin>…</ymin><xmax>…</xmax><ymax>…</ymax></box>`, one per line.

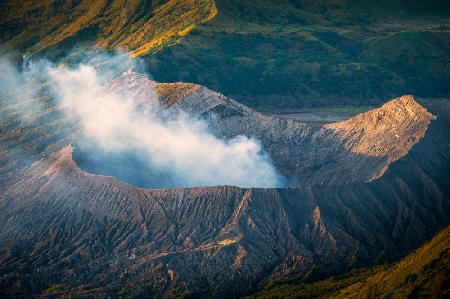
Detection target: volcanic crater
<box><xmin>0</xmin><ymin>71</ymin><xmax>449</xmax><ymax>298</ymax></box>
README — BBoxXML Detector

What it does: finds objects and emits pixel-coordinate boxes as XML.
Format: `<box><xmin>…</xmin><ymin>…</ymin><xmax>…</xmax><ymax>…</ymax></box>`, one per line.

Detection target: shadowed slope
<box><xmin>336</xmin><ymin>223</ymin><xmax>450</xmax><ymax>298</ymax></box>
<box><xmin>248</xmin><ymin>225</ymin><xmax>450</xmax><ymax>299</ymax></box>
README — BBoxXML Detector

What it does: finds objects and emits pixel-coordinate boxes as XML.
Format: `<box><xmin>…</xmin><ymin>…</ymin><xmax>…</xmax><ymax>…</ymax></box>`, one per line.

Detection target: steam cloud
<box><xmin>1</xmin><ymin>53</ymin><xmax>285</xmax><ymax>188</ymax></box>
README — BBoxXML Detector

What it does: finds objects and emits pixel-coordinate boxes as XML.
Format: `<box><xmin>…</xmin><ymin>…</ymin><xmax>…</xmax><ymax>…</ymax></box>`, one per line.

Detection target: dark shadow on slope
<box><xmin>72</xmin><ymin>141</ymin><xmax>183</xmax><ymax>188</ymax></box>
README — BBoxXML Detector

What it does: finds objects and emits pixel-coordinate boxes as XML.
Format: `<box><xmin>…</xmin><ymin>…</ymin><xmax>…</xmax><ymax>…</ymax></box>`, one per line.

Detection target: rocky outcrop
<box><xmin>209</xmin><ymin>94</ymin><xmax>436</xmax><ymax>186</ymax></box>
<box><xmin>325</xmin><ymin>96</ymin><xmax>436</xmax><ymax>179</ymax></box>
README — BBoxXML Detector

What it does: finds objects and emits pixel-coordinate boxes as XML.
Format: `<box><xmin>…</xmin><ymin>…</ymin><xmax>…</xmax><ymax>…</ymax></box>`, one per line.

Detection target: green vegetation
<box><xmin>42</xmin><ymin>284</ymin><xmax>71</xmax><ymax>295</ymax></box>
<box><xmin>246</xmin><ymin>268</ymin><xmax>382</xmax><ymax>299</ymax></box>
<box><xmin>144</xmin><ymin>0</ymin><xmax>450</xmax><ymax>108</ymax></box>
<box><xmin>257</xmin><ymin>106</ymin><xmax>373</xmax><ymax>122</ymax></box>
<box><xmin>247</xmin><ymin>225</ymin><xmax>450</xmax><ymax>298</ymax></box>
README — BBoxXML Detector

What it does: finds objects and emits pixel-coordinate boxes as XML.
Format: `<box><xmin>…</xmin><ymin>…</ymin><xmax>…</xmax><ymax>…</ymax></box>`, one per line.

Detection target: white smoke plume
<box><xmin>1</xmin><ymin>53</ymin><xmax>285</xmax><ymax>188</ymax></box>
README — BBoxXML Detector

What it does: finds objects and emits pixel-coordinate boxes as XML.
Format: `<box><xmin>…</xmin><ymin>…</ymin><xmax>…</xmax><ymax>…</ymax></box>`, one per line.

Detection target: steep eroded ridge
<box><xmin>325</xmin><ymin>95</ymin><xmax>436</xmax><ymax>179</ymax></box>
<box><xmin>159</xmin><ymin>82</ymin><xmax>437</xmax><ymax>185</ymax></box>
<box><xmin>111</xmin><ymin>72</ymin><xmax>437</xmax><ymax>186</ymax></box>
<box><xmin>0</xmin><ymin>71</ymin><xmax>438</xmax><ymax>189</ymax></box>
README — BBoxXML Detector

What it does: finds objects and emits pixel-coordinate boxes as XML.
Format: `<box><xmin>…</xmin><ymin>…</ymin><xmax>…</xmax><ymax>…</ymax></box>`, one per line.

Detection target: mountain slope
<box><xmin>145</xmin><ymin>0</ymin><xmax>450</xmax><ymax>108</ymax></box>
<box><xmin>0</xmin><ymin>0</ymin><xmax>216</xmax><ymax>57</ymax></box>
<box><xmin>0</xmin><ymin>69</ymin><xmax>449</xmax><ymax>297</ymax></box>
<box><xmin>0</xmin><ymin>136</ymin><xmax>448</xmax><ymax>297</ymax></box>
<box><xmin>248</xmin><ymin>225</ymin><xmax>450</xmax><ymax>299</ymax></box>
<box><xmin>336</xmin><ymin>224</ymin><xmax>450</xmax><ymax>298</ymax></box>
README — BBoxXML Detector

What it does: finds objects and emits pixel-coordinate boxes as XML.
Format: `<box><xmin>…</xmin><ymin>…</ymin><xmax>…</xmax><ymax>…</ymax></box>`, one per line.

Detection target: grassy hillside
<box><xmin>248</xmin><ymin>225</ymin><xmax>450</xmax><ymax>298</ymax></box>
<box><xmin>1</xmin><ymin>0</ymin><xmax>449</xmax><ymax>108</ymax></box>
<box><xmin>0</xmin><ymin>0</ymin><xmax>216</xmax><ymax>57</ymax></box>
<box><xmin>145</xmin><ymin>0</ymin><xmax>450</xmax><ymax>108</ymax></box>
